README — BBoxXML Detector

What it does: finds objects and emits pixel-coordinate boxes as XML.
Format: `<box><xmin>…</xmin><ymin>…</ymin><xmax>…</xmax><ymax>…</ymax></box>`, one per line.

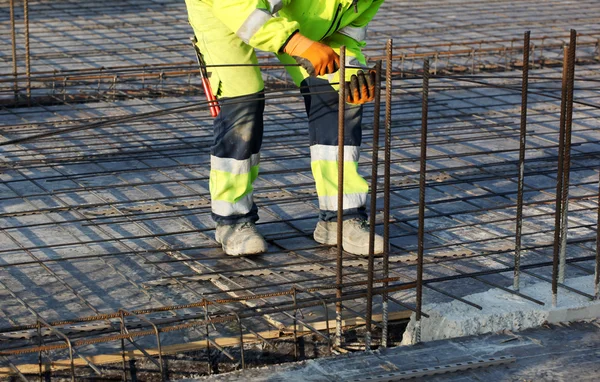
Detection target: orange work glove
<box><xmin>283</xmin><ymin>32</ymin><xmax>340</xmax><ymax>77</ymax></box>
<box><xmin>346</xmin><ymin>70</ymin><xmax>377</xmax><ymax>105</ymax></box>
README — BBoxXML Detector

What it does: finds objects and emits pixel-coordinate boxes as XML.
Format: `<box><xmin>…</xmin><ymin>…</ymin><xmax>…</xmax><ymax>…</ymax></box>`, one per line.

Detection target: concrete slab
<box><xmin>401</xmin><ymin>274</ymin><xmax>600</xmax><ymax>345</ymax></box>
<box><xmin>178</xmin><ymin>320</ymin><xmax>600</xmax><ymax>381</ymax></box>
<box><xmin>1</xmin><ymin>0</ymin><xmax>600</xmax><ymax>378</ymax></box>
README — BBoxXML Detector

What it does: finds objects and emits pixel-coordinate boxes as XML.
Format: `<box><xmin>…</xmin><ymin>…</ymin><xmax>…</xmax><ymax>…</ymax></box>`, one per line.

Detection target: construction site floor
<box><xmin>184</xmin><ymin>320</ymin><xmax>600</xmax><ymax>382</ymax></box>
<box><xmin>1</xmin><ymin>0</ymin><xmax>600</xmax><ymax>379</ymax></box>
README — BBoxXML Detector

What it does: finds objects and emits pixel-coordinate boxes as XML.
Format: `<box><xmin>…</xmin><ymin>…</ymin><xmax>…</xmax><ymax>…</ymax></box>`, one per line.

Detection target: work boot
<box><xmin>215</xmin><ymin>222</ymin><xmax>268</xmax><ymax>256</ymax></box>
<box><xmin>313</xmin><ymin>218</ymin><xmax>385</xmax><ymax>256</ymax></box>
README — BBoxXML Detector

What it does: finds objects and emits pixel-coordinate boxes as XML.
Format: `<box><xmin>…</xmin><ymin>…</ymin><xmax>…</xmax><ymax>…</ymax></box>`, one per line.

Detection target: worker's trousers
<box><xmin>187</xmin><ymin>0</ymin><xmax>369</xmax><ymax>225</ymax></box>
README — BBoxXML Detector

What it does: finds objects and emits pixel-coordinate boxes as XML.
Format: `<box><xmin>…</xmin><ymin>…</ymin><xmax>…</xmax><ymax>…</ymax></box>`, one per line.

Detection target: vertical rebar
<box><xmin>69</xmin><ymin>342</ymin><xmax>75</xmax><ymax>381</ymax></box>
<box><xmin>400</xmin><ymin>53</ymin><xmax>405</xmax><ymax>78</ymax></box>
<box><xmin>510</xmin><ymin>39</ymin><xmax>515</xmax><ymax>66</ymax></box>
<box><xmin>365</xmin><ymin>60</ymin><xmax>382</xmax><ymax>351</ymax></box>
<box><xmin>552</xmin><ymin>47</ymin><xmax>569</xmax><ymax>307</ymax></box>
<box><xmin>323</xmin><ymin>297</ymin><xmax>332</xmax><ymax>354</ymax></box>
<box><xmin>24</xmin><ymin>0</ymin><xmax>31</xmax><ymax>103</ymax></box>
<box><xmin>157</xmin><ymin>336</ymin><xmax>165</xmax><ymax>381</ymax></box>
<box><xmin>335</xmin><ymin>46</ymin><xmax>346</xmax><ymax>348</ymax></box>
<box><xmin>10</xmin><ymin>0</ymin><xmax>18</xmax><ymax>101</ymax></box>
<box><xmin>40</xmin><ymin>318</ymin><xmax>76</xmax><ymax>382</ymax></box>
<box><xmin>514</xmin><ymin>31</ymin><xmax>530</xmax><ymax>291</ymax></box>
<box><xmin>553</xmin><ymin>30</ymin><xmax>577</xmax><ymax>306</ymax></box>
<box><xmin>415</xmin><ymin>58</ymin><xmax>430</xmax><ymax>344</ymax></box>
<box><xmin>37</xmin><ymin>321</ymin><xmax>43</xmax><ymax>382</ymax></box>
<box><xmin>559</xmin><ymin>30</ymin><xmax>577</xmax><ymax>284</ymax></box>
<box><xmin>558</xmin><ymin>35</ymin><xmax>577</xmax><ymax>285</ymax></box>
<box><xmin>558</xmin><ymin>197</ymin><xmax>570</xmax><ymax>283</ymax></box>
<box><xmin>204</xmin><ymin>301</ymin><xmax>212</xmax><ymax>375</ymax></box>
<box><xmin>119</xmin><ymin>312</ymin><xmax>127</xmax><ymax>382</ymax></box>
<box><xmin>292</xmin><ymin>287</ymin><xmax>299</xmax><ymax>360</ymax></box>
<box><xmin>381</xmin><ymin>39</ymin><xmax>393</xmax><ymax>349</ymax></box>
<box><xmin>596</xmin><ymin>171</ymin><xmax>600</xmax><ymax>300</ymax></box>
<box><xmin>236</xmin><ymin>314</ymin><xmax>245</xmax><ymax>369</ymax></box>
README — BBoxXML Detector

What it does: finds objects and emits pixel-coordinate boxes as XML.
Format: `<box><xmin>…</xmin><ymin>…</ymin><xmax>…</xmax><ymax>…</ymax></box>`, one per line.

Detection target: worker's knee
<box><xmin>212</xmin><ymin>91</ymin><xmax>265</xmax><ymax>159</ymax></box>
<box><xmin>300</xmin><ymin>78</ymin><xmax>362</xmax><ymax>146</ymax></box>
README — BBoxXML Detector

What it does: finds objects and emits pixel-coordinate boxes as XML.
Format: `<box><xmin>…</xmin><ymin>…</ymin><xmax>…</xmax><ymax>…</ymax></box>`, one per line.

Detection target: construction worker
<box><xmin>185</xmin><ymin>0</ymin><xmax>385</xmax><ymax>256</ymax></box>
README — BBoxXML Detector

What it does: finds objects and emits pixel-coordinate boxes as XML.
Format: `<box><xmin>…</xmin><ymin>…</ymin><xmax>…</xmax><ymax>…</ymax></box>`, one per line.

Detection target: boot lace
<box><xmin>351</xmin><ymin>218</ymin><xmax>369</xmax><ymax>231</ymax></box>
<box><xmin>237</xmin><ymin>222</ymin><xmax>255</xmax><ymax>231</ymax></box>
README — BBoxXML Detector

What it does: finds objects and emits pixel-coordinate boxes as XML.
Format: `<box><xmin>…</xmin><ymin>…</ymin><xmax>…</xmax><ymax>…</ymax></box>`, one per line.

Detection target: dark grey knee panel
<box><xmin>300</xmin><ymin>78</ymin><xmax>363</xmax><ymax>147</ymax></box>
<box><xmin>212</xmin><ymin>91</ymin><xmax>265</xmax><ymax>160</ymax></box>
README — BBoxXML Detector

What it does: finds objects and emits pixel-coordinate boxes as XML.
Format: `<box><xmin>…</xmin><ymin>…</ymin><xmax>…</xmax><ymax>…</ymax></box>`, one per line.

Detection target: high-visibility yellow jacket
<box><xmin>200</xmin><ymin>0</ymin><xmax>384</xmax><ymax>55</ymax></box>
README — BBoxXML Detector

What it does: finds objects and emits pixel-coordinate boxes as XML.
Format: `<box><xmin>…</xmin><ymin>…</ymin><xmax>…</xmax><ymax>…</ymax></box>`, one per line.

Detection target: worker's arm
<box><xmin>212</xmin><ymin>0</ymin><xmax>299</xmax><ymax>53</ymax></box>
<box><xmin>213</xmin><ymin>1</ymin><xmax>339</xmax><ymax>76</ymax></box>
<box><xmin>334</xmin><ymin>0</ymin><xmax>385</xmax><ymax>104</ymax></box>
<box><xmin>339</xmin><ymin>0</ymin><xmax>385</xmax><ymax>42</ymax></box>
<box><xmin>328</xmin><ymin>0</ymin><xmax>386</xmax><ymax>65</ymax></box>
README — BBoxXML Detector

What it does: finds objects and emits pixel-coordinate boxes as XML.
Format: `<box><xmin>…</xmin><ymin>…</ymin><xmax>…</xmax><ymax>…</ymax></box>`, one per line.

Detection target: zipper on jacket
<box><xmin>321</xmin><ymin>4</ymin><xmax>342</xmax><ymax>40</ymax></box>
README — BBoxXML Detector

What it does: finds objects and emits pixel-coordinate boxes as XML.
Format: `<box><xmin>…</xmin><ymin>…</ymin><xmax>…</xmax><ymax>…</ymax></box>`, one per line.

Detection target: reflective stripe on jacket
<box><xmin>200</xmin><ymin>0</ymin><xmax>384</xmax><ymax>53</ymax></box>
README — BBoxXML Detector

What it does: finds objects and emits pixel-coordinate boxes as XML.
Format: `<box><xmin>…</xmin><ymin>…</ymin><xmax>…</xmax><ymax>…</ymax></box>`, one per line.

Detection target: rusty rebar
<box><xmin>24</xmin><ymin>0</ymin><xmax>31</xmax><ymax>103</ymax></box>
<box><xmin>121</xmin><ymin>309</ymin><xmax>165</xmax><ymax>380</ymax></box>
<box><xmin>38</xmin><ymin>317</ymin><xmax>76</xmax><ymax>382</ymax></box>
<box><xmin>3</xmin><ymin>28</ymin><xmax>600</xmax><ymax>377</ymax></box>
<box><xmin>10</xmin><ymin>0</ymin><xmax>18</xmax><ymax>101</ymax></box>
<box><xmin>365</xmin><ymin>60</ymin><xmax>383</xmax><ymax>351</ymax></box>
<box><xmin>552</xmin><ymin>47</ymin><xmax>569</xmax><ymax>307</ymax></box>
<box><xmin>204</xmin><ymin>301</ymin><xmax>213</xmax><ymax>375</ymax></box>
<box><xmin>3</xmin><ymin>254</ymin><xmax>599</xmax><ymax>361</ymax></box>
<box><xmin>514</xmin><ymin>31</ymin><xmax>530</xmax><ymax>291</ymax></box>
<box><xmin>335</xmin><ymin>45</ymin><xmax>346</xmax><ymax>348</ymax></box>
<box><xmin>553</xmin><ymin>30</ymin><xmax>577</xmax><ymax>306</ymax></box>
<box><xmin>559</xmin><ymin>30</ymin><xmax>577</xmax><ymax>286</ymax></box>
<box><xmin>381</xmin><ymin>38</ymin><xmax>393</xmax><ymax>349</ymax></box>
<box><xmin>415</xmin><ymin>58</ymin><xmax>430</xmax><ymax>343</ymax></box>
<box><xmin>558</xmin><ymin>32</ymin><xmax>578</xmax><ymax>284</ymax></box>
<box><xmin>119</xmin><ymin>311</ymin><xmax>127</xmax><ymax>381</ymax></box>
<box><xmin>596</xmin><ymin>171</ymin><xmax>600</xmax><ymax>300</ymax></box>
<box><xmin>292</xmin><ymin>287</ymin><xmax>299</xmax><ymax>360</ymax></box>
<box><xmin>236</xmin><ymin>313</ymin><xmax>245</xmax><ymax>370</ymax></box>
<box><xmin>36</xmin><ymin>321</ymin><xmax>43</xmax><ymax>382</ymax></box>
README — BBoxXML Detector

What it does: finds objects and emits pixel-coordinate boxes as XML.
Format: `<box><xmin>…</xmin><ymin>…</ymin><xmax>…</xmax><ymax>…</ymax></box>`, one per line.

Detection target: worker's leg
<box><xmin>278</xmin><ymin>52</ymin><xmax>369</xmax><ymax>222</ymax></box>
<box><xmin>186</xmin><ymin>0</ymin><xmax>265</xmax><ymax>226</ymax></box>
<box><xmin>279</xmin><ymin>50</ymin><xmax>383</xmax><ymax>255</ymax></box>
<box><xmin>301</xmin><ymin>77</ymin><xmax>369</xmax><ymax>221</ymax></box>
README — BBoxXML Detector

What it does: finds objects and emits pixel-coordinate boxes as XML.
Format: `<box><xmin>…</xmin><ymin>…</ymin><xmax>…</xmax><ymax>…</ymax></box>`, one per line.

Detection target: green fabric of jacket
<box><xmin>200</xmin><ymin>0</ymin><xmax>384</xmax><ymax>59</ymax></box>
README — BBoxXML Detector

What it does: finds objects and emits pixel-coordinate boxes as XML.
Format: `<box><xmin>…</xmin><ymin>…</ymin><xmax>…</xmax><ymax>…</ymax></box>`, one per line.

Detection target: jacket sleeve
<box><xmin>212</xmin><ymin>1</ymin><xmax>299</xmax><ymax>53</ymax></box>
<box><xmin>327</xmin><ymin>0</ymin><xmax>385</xmax><ymax>65</ymax></box>
<box><xmin>337</xmin><ymin>0</ymin><xmax>384</xmax><ymax>43</ymax></box>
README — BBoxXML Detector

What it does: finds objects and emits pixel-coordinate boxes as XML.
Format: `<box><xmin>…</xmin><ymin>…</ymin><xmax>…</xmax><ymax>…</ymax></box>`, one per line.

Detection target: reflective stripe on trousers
<box><xmin>210</xmin><ymin>78</ymin><xmax>369</xmax><ymax>224</ymax></box>
<box><xmin>302</xmin><ymin>77</ymin><xmax>368</xmax><ymax>221</ymax></box>
<box><xmin>189</xmin><ymin>2</ymin><xmax>369</xmax><ymax>224</ymax></box>
<box><xmin>210</xmin><ymin>92</ymin><xmax>265</xmax><ymax>224</ymax></box>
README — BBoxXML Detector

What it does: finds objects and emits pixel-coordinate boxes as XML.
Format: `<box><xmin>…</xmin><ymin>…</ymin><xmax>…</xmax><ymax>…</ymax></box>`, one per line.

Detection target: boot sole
<box><xmin>313</xmin><ymin>228</ymin><xmax>337</xmax><ymax>246</ymax></box>
<box><xmin>218</xmin><ymin>238</ymin><xmax>267</xmax><ymax>256</ymax></box>
<box><xmin>222</xmin><ymin>246</ymin><xmax>266</xmax><ymax>256</ymax></box>
<box><xmin>314</xmin><ymin>226</ymin><xmax>383</xmax><ymax>256</ymax></box>
<box><xmin>216</xmin><ymin>230</ymin><xmax>268</xmax><ymax>256</ymax></box>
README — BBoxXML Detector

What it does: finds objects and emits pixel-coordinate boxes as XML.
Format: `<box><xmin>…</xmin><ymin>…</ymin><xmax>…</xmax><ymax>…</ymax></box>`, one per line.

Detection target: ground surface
<box><xmin>0</xmin><ymin>0</ymin><xmax>599</xmax><ymax>379</ymax></box>
<box><xmin>183</xmin><ymin>320</ymin><xmax>600</xmax><ymax>382</ymax></box>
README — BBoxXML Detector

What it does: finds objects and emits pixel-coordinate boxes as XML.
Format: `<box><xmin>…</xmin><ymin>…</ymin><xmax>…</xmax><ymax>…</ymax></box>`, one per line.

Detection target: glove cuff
<box><xmin>282</xmin><ymin>32</ymin><xmax>314</xmax><ymax>57</ymax></box>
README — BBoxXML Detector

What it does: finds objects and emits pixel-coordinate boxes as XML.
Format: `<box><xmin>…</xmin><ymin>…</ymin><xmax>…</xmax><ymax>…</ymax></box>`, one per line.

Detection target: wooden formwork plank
<box><xmin>0</xmin><ymin>311</ymin><xmax>410</xmax><ymax>375</ymax></box>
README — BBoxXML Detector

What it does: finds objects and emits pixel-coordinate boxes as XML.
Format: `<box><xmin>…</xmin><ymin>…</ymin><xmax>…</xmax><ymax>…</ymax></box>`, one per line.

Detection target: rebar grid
<box><xmin>1</xmin><ymin>1</ymin><xmax>600</xmax><ymax>380</ymax></box>
<box><xmin>1</xmin><ymin>53</ymin><xmax>599</xmax><ymax>379</ymax></box>
<box><xmin>3</xmin><ymin>1</ymin><xmax>600</xmax><ymax>107</ymax></box>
